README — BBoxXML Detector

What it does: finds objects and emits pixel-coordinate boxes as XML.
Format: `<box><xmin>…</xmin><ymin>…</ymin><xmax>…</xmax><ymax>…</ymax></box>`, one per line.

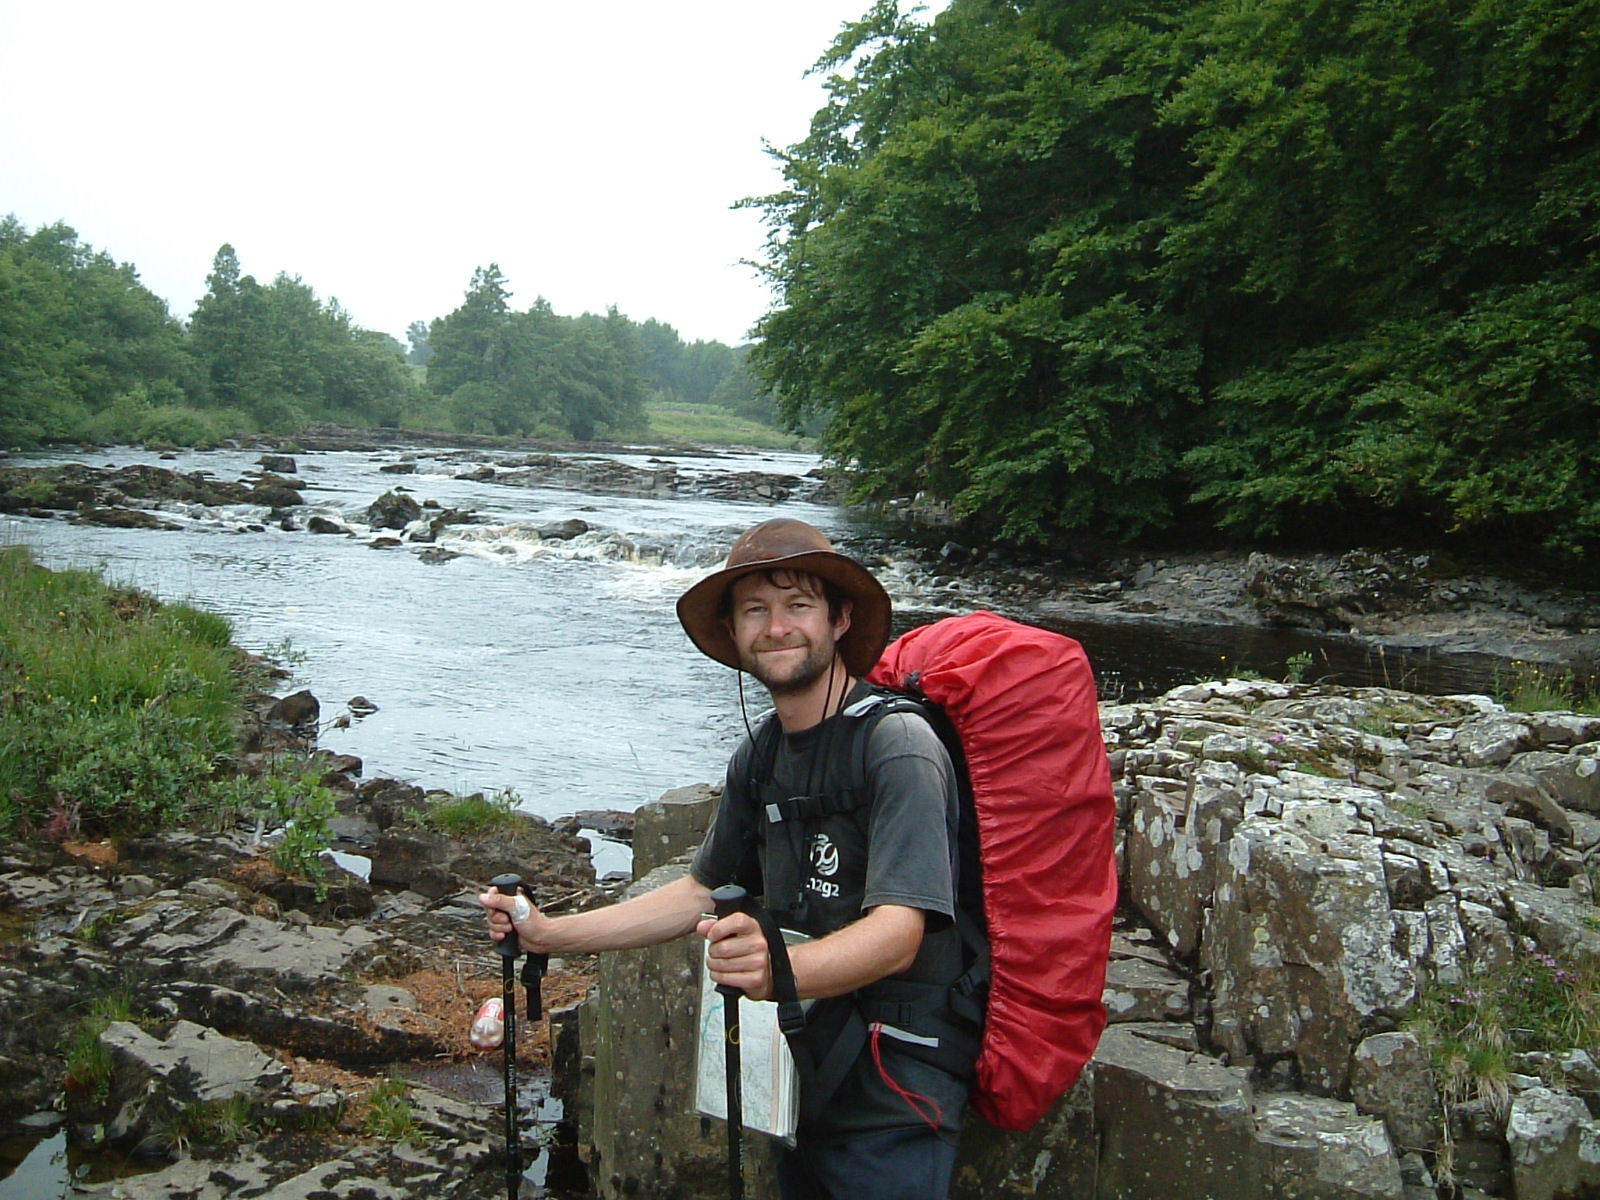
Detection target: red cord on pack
<box><xmin>869</xmin><ymin>1026</ymin><xmax>943</xmax><ymax>1131</ymax></box>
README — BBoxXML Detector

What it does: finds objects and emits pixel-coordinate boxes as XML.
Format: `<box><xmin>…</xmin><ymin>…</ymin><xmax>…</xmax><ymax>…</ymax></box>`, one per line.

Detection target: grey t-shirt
<box><xmin>690</xmin><ymin>687</ymin><xmax>973</xmax><ymax>1139</ymax></box>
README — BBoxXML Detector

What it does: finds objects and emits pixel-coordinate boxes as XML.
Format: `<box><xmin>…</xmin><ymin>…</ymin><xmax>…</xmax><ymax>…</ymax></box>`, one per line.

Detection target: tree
<box><xmin>427</xmin><ymin>269</ymin><xmax>649</xmax><ymax>439</ymax></box>
<box><xmin>405</xmin><ymin>320</ymin><xmax>432</xmax><ymax>366</ymax></box>
<box><xmin>188</xmin><ymin>246</ymin><xmax>415</xmax><ymax>432</ymax></box>
<box><xmin>0</xmin><ymin>218</ymin><xmax>195</xmax><ymax>447</ymax></box>
<box><xmin>751</xmin><ymin>0</ymin><xmax>1197</xmax><ymax>542</ymax></box>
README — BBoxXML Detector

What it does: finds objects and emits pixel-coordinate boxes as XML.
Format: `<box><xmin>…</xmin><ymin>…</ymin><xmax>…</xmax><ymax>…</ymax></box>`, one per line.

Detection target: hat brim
<box><xmin>676</xmin><ymin>549</ymin><xmax>891</xmax><ymax>677</ymax></box>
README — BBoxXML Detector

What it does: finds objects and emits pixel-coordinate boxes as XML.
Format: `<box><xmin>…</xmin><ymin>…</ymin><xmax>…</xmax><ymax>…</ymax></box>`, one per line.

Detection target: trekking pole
<box><xmin>491</xmin><ymin>873</ymin><xmax>530</xmax><ymax>1200</ymax></box>
<box><xmin>711</xmin><ymin>883</ymin><xmax>752</xmax><ymax>1200</ymax></box>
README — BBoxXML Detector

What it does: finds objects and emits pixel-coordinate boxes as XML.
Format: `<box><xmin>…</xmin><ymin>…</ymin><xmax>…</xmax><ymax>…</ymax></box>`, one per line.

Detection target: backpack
<box><xmin>745</xmin><ymin>610</ymin><xmax>1117</xmax><ymax>1133</ymax></box>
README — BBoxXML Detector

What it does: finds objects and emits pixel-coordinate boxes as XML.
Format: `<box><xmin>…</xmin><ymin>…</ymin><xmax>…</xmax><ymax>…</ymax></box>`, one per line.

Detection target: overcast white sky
<box><xmin>1</xmin><ymin>1</ymin><xmax>943</xmax><ymax>347</ymax></box>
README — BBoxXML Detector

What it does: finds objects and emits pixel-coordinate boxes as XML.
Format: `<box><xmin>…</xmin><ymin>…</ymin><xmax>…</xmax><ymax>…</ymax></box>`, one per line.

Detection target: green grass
<box><xmin>643</xmin><ymin>401</ymin><xmax>809</xmax><ymax>451</ymax></box>
<box><xmin>419</xmin><ymin>788</ymin><xmax>528</xmax><ymax>838</ymax></box>
<box><xmin>1406</xmin><ymin>952</ymin><xmax>1600</xmax><ymax>1184</ymax></box>
<box><xmin>63</xmin><ymin>988</ymin><xmax>136</xmax><ymax>1102</ymax></box>
<box><xmin>1495</xmin><ymin>660</ymin><xmax>1600</xmax><ymax>715</ymax></box>
<box><xmin>157</xmin><ymin>1094</ymin><xmax>255</xmax><ymax>1154</ymax></box>
<box><xmin>361</xmin><ymin>1071</ymin><xmax>418</xmax><ymax>1142</ymax></box>
<box><xmin>0</xmin><ymin>545</ymin><xmax>243</xmax><ymax>837</ymax></box>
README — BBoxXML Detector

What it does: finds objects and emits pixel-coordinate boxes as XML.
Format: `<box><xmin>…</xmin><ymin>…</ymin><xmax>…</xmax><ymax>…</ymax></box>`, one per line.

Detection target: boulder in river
<box><xmin>364</xmin><ymin>489</ymin><xmax>422</xmax><ymax>530</ymax></box>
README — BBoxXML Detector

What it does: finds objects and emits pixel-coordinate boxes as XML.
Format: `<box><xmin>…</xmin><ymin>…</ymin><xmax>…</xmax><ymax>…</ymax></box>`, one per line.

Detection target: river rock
<box><xmin>257</xmin><ymin>454</ymin><xmax>298</xmax><ymax>473</ymax></box>
<box><xmin>365</xmin><ymin>488</ymin><xmax>423</xmax><ymax>530</ymax></box>
<box><xmin>74</xmin><ymin>504</ymin><xmax>183</xmax><ymax>530</ymax></box>
<box><xmin>267</xmin><ymin>688</ymin><xmax>320</xmax><ymax>732</ymax></box>
<box><xmin>538</xmin><ymin>517</ymin><xmax>591</xmax><ymax>540</ymax></box>
<box><xmin>1350</xmin><ymin>1032</ymin><xmax>1441</xmax><ymax>1154</ymax></box>
<box><xmin>490</xmin><ymin>453</ymin><xmax>680</xmax><ymax>499</ymax></box>
<box><xmin>1505</xmin><ymin>1087</ymin><xmax>1600</xmax><ymax>1200</ymax></box>
<box><xmin>94</xmin><ymin>1018</ymin><xmax>290</xmax><ymax>1136</ymax></box>
<box><xmin>248</xmin><ymin>472</ymin><xmax>305</xmax><ymax>507</ymax></box>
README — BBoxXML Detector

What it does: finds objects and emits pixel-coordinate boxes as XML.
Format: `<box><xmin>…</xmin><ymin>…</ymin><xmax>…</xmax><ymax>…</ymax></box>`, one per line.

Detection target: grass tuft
<box><xmin>361</xmin><ymin>1070</ymin><xmax>418</xmax><ymax>1142</ymax></box>
<box><xmin>420</xmin><ymin>788</ymin><xmax>528</xmax><ymax>838</ymax></box>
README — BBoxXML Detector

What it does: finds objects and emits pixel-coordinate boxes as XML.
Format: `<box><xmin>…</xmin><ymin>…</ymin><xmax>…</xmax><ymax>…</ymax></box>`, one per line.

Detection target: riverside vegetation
<box><xmin>0</xmin><ymin>544</ymin><xmax>336</xmax><ymax>883</ymax></box>
<box><xmin>0</xmin><ymin>222</ymin><xmax>783</xmax><ymax>453</ymax></box>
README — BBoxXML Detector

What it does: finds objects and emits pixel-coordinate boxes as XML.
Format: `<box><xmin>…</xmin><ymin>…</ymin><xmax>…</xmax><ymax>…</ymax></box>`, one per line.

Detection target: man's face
<box><xmin>726</xmin><ymin>572</ymin><xmax>853</xmax><ymax>696</ymax></box>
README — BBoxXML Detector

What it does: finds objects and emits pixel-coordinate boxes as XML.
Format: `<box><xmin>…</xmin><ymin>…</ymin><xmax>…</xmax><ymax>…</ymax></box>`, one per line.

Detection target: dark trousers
<box><xmin>776</xmin><ymin>1126</ymin><xmax>960</xmax><ymax>1200</ymax></box>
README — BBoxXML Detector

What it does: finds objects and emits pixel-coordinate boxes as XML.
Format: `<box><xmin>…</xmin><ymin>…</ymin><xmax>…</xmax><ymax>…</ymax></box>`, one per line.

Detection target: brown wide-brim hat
<box><xmin>676</xmin><ymin>518</ymin><xmax>892</xmax><ymax>677</ymax></box>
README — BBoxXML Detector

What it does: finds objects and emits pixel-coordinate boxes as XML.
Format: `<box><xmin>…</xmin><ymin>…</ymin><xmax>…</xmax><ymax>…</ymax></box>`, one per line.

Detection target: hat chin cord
<box><xmin>734</xmin><ymin>649</ymin><xmax>851</xmax><ymax>743</ymax></box>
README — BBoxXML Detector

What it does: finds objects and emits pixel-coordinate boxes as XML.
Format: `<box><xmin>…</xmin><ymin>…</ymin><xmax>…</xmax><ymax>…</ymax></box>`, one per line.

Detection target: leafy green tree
<box><xmin>751</xmin><ymin>0</ymin><xmax>1197</xmax><ymax>542</ymax></box>
<box><xmin>405</xmin><ymin>320</ymin><xmax>432</xmax><ymax>366</ymax></box>
<box><xmin>708</xmin><ymin>347</ymin><xmax>778</xmax><ymax>425</ymax></box>
<box><xmin>0</xmin><ymin>217</ymin><xmax>196</xmax><ymax>447</ymax></box>
<box><xmin>427</xmin><ymin>264</ymin><xmax>514</xmax><ymax>402</ymax></box>
<box><xmin>187</xmin><ymin>246</ymin><xmax>414</xmax><ymax>433</ymax></box>
<box><xmin>555</xmin><ymin>309</ymin><xmax>648</xmax><ymax>440</ymax></box>
<box><xmin>428</xmin><ymin>269</ymin><xmax>648</xmax><ymax>439</ymax></box>
<box><xmin>747</xmin><ymin>0</ymin><xmax>1600</xmax><ymax>559</ymax></box>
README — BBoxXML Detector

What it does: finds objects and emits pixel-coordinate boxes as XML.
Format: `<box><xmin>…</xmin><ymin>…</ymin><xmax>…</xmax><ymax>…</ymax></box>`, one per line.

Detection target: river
<box><xmin>5</xmin><ymin>441</ymin><xmax>1504</xmax><ymax>838</ymax></box>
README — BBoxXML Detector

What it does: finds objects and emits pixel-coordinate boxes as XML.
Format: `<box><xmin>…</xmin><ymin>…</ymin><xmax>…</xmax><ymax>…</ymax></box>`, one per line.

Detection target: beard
<box><xmin>739</xmin><ymin>636</ymin><xmax>839</xmax><ymax>697</ymax></box>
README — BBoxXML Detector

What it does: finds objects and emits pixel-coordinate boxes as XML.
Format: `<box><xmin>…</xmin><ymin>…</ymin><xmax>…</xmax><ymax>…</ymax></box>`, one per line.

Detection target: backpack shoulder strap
<box><xmin>753</xmin><ymin>689</ymin><xmax>928</xmax><ymax>825</ymax></box>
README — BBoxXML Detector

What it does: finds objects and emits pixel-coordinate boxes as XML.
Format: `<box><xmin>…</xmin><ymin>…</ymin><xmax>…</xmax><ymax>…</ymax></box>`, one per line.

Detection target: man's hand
<box><xmin>480</xmin><ymin>888</ymin><xmax>552</xmax><ymax>955</ymax></box>
<box><xmin>697</xmin><ymin>910</ymin><xmax>774</xmax><ymax>1000</ymax></box>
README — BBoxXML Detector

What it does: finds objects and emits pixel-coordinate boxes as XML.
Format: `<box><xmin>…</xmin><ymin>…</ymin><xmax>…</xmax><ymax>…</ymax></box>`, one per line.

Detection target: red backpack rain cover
<box><xmin>869</xmin><ymin>610</ymin><xmax>1116</xmax><ymax>1131</ymax></box>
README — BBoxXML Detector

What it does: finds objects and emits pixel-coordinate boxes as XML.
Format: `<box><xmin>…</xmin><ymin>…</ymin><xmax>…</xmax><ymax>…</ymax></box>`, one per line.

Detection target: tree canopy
<box><xmin>0</xmin><ymin>226</ymin><xmax>419</xmax><ymax>447</ymax></box>
<box><xmin>0</xmin><ymin>218</ymin><xmax>195</xmax><ymax>447</ymax></box>
<box><xmin>750</xmin><ymin>0</ymin><xmax>1600</xmax><ymax>560</ymax></box>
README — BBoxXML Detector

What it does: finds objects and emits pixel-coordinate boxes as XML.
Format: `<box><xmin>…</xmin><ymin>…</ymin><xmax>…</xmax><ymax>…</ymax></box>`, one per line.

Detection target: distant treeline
<box><xmin>0</xmin><ymin>219</ymin><xmax>772</xmax><ymax>449</ymax></box>
<box><xmin>749</xmin><ymin>0</ymin><xmax>1600</xmax><ymax>561</ymax></box>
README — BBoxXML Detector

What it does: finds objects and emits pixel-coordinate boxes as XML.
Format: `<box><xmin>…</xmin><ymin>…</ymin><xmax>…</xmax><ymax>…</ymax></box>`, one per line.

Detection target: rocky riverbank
<box><xmin>4</xmin><ymin>676</ymin><xmax>1600</xmax><ymax>1197</ymax></box>
<box><xmin>0</xmin><ymin>687</ymin><xmax>613</xmax><ymax>1198</ymax></box>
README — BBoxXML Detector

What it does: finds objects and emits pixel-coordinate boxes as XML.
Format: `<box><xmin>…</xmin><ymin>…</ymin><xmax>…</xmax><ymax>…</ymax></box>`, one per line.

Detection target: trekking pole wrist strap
<box><xmin>745</xmin><ymin>903</ymin><xmax>806</xmax><ymax>1035</ymax></box>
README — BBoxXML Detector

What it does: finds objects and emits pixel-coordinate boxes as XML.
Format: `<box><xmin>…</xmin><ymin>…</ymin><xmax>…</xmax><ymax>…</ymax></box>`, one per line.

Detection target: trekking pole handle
<box><xmin>710</xmin><ymin>884</ymin><xmax>751</xmax><ymax>999</ymax></box>
<box><xmin>492</xmin><ymin>873</ymin><xmax>530</xmax><ymax>960</ymax></box>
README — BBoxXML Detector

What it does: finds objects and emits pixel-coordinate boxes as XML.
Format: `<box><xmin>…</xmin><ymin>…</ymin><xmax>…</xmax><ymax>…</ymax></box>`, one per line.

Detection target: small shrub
<box><xmin>259</xmin><ymin>766</ymin><xmax>339</xmax><ymax>890</ymax></box>
<box><xmin>0</xmin><ymin>546</ymin><xmax>240</xmax><ymax>836</ymax></box>
<box><xmin>13</xmin><ymin>477</ymin><xmax>57</xmax><ymax>506</ymax></box>
<box><xmin>1284</xmin><ymin>650</ymin><xmax>1315</xmax><ymax>684</ymax></box>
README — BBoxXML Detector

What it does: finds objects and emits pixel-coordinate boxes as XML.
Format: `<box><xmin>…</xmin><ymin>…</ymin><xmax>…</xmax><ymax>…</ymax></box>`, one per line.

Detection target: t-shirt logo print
<box><xmin>807</xmin><ymin>833</ymin><xmax>842</xmax><ymax>898</ymax></box>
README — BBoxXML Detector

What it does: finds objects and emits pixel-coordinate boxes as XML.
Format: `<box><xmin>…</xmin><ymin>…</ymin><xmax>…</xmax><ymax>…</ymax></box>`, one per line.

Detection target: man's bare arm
<box><xmin>481</xmin><ymin>872</ymin><xmax>714</xmax><ymax>956</ymax></box>
<box><xmin>699</xmin><ymin>903</ymin><xmax>924</xmax><ymax>1001</ymax></box>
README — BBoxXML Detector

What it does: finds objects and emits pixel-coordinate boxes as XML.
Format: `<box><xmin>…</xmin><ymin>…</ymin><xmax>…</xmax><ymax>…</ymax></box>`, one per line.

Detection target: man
<box><xmin>482</xmin><ymin>518</ymin><xmax>978</xmax><ymax>1200</ymax></box>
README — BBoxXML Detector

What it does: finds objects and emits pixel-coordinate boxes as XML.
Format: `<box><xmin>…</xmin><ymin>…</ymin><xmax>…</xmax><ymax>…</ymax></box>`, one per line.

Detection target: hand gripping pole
<box><xmin>710</xmin><ymin>883</ymin><xmax>753</xmax><ymax>1200</ymax></box>
<box><xmin>491</xmin><ymin>872</ymin><xmax>533</xmax><ymax>1200</ymax></box>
